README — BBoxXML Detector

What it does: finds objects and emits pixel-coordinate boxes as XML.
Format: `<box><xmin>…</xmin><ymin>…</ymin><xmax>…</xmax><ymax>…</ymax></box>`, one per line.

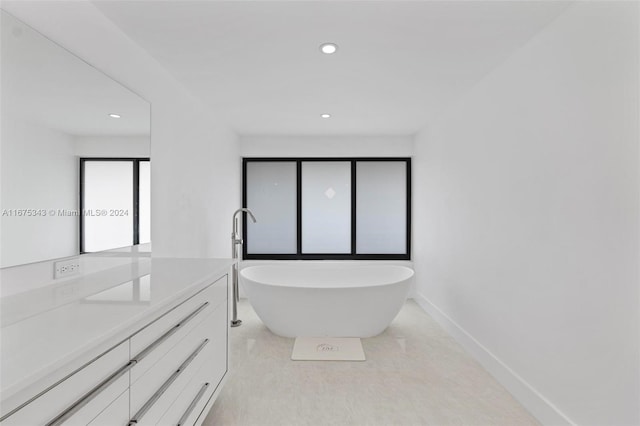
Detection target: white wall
<box><xmin>413</xmin><ymin>3</ymin><xmax>639</xmax><ymax>425</ymax></box>
<box><xmin>0</xmin><ymin>118</ymin><xmax>77</xmax><ymax>266</ymax></box>
<box><xmin>74</xmin><ymin>135</ymin><xmax>150</xmax><ymax>158</ymax></box>
<box><xmin>2</xmin><ymin>1</ymin><xmax>240</xmax><ymax>261</ymax></box>
<box><xmin>241</xmin><ymin>135</ymin><xmax>414</xmax><ymax>158</ymax></box>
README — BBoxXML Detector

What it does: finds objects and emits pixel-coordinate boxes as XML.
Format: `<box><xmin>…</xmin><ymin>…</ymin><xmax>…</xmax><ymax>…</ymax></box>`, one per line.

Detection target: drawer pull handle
<box><xmin>45</xmin><ymin>360</ymin><xmax>137</xmax><ymax>426</ymax></box>
<box><xmin>133</xmin><ymin>302</ymin><xmax>209</xmax><ymax>362</ymax></box>
<box><xmin>128</xmin><ymin>339</ymin><xmax>209</xmax><ymax>425</ymax></box>
<box><xmin>176</xmin><ymin>382</ymin><xmax>210</xmax><ymax>426</ymax></box>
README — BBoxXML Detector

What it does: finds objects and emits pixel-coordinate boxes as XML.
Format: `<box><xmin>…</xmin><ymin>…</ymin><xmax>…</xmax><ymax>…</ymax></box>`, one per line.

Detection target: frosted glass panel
<box><xmin>83</xmin><ymin>161</ymin><xmax>134</xmax><ymax>252</ymax></box>
<box><xmin>138</xmin><ymin>161</ymin><xmax>151</xmax><ymax>244</ymax></box>
<box><xmin>302</xmin><ymin>162</ymin><xmax>351</xmax><ymax>253</ymax></box>
<box><xmin>246</xmin><ymin>162</ymin><xmax>297</xmax><ymax>254</ymax></box>
<box><xmin>356</xmin><ymin>162</ymin><xmax>407</xmax><ymax>254</ymax></box>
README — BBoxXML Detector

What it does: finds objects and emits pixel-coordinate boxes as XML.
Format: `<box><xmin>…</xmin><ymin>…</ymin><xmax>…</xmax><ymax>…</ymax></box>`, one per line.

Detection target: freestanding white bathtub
<box><xmin>240</xmin><ymin>263</ymin><xmax>413</xmax><ymax>338</ymax></box>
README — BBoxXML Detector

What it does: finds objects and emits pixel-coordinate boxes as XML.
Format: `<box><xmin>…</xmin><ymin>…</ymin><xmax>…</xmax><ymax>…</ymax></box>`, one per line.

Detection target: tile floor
<box><xmin>204</xmin><ymin>300</ymin><xmax>539</xmax><ymax>426</ymax></box>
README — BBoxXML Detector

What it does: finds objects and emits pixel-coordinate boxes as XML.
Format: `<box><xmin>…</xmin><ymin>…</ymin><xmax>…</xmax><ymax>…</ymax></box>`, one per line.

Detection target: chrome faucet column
<box><xmin>230</xmin><ymin>208</ymin><xmax>256</xmax><ymax>327</ymax></box>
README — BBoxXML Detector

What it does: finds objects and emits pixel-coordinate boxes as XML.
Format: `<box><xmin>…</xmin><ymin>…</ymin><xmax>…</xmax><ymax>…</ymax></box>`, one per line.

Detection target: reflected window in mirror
<box><xmin>80</xmin><ymin>158</ymin><xmax>150</xmax><ymax>253</ymax></box>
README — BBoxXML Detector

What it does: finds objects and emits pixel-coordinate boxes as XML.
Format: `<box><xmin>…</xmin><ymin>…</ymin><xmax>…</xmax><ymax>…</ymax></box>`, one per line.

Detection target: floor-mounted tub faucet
<box><xmin>230</xmin><ymin>208</ymin><xmax>256</xmax><ymax>327</ymax></box>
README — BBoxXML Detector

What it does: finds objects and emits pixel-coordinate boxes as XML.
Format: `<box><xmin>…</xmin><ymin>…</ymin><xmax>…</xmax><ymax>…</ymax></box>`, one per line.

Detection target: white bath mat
<box><xmin>291</xmin><ymin>337</ymin><xmax>366</xmax><ymax>361</ymax></box>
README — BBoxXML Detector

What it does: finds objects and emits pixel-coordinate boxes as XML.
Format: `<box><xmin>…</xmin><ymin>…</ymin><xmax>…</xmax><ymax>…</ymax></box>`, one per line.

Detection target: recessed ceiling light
<box><xmin>321</xmin><ymin>113</ymin><xmax>331</xmax><ymax>119</ymax></box>
<box><xmin>320</xmin><ymin>43</ymin><xmax>338</xmax><ymax>54</ymax></box>
<box><xmin>109</xmin><ymin>113</ymin><xmax>121</xmax><ymax>118</ymax></box>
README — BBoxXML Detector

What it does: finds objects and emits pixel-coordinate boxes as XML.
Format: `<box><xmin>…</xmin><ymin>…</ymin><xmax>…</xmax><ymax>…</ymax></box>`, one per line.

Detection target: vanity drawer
<box><xmin>1</xmin><ymin>341</ymin><xmax>130</xmax><ymax>426</ymax></box>
<box><xmin>129</xmin><ymin>276</ymin><xmax>226</xmax><ymax>369</ymax></box>
<box><xmin>87</xmin><ymin>389</ymin><xmax>129</xmax><ymax>426</ymax></box>
<box><xmin>129</xmin><ymin>304</ymin><xmax>227</xmax><ymax>425</ymax></box>
<box><xmin>157</xmin><ymin>328</ymin><xmax>227</xmax><ymax>426</ymax></box>
<box><xmin>130</xmin><ymin>295</ymin><xmax>214</xmax><ymax>384</ymax></box>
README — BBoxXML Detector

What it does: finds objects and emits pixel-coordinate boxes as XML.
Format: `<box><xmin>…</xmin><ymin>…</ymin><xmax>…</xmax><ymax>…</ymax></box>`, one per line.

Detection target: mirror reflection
<box><xmin>1</xmin><ymin>11</ymin><xmax>151</xmax><ymax>268</ymax></box>
<box><xmin>82</xmin><ymin>275</ymin><xmax>151</xmax><ymax>306</ymax></box>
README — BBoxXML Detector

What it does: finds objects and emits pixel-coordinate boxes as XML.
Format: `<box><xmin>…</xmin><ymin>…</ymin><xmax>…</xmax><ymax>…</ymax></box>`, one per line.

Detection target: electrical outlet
<box><xmin>54</xmin><ymin>258</ymin><xmax>81</xmax><ymax>279</ymax></box>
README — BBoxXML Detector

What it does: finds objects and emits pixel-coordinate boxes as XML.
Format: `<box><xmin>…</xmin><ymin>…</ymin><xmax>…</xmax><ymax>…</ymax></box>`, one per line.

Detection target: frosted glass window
<box><xmin>356</xmin><ymin>162</ymin><xmax>407</xmax><ymax>254</ymax></box>
<box><xmin>302</xmin><ymin>162</ymin><xmax>351</xmax><ymax>253</ymax></box>
<box><xmin>243</xmin><ymin>158</ymin><xmax>410</xmax><ymax>260</ymax></box>
<box><xmin>138</xmin><ymin>161</ymin><xmax>151</xmax><ymax>244</ymax></box>
<box><xmin>246</xmin><ymin>162</ymin><xmax>297</xmax><ymax>254</ymax></box>
<box><xmin>83</xmin><ymin>161</ymin><xmax>134</xmax><ymax>252</ymax></box>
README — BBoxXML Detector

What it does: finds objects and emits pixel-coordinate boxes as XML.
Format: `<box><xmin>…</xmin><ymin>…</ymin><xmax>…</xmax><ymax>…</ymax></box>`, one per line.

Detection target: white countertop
<box><xmin>0</xmin><ymin>257</ymin><xmax>233</xmax><ymax>413</ymax></box>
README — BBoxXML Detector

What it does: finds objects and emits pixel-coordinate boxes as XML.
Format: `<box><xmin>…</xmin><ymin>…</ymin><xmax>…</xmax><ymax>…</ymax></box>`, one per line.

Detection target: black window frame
<box><xmin>242</xmin><ymin>157</ymin><xmax>411</xmax><ymax>260</ymax></box>
<box><xmin>79</xmin><ymin>157</ymin><xmax>150</xmax><ymax>253</ymax></box>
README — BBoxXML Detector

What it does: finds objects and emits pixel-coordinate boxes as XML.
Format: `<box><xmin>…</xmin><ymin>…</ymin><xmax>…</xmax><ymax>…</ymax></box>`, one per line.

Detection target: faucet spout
<box><xmin>232</xmin><ymin>207</ymin><xmax>256</xmax><ymax>226</ymax></box>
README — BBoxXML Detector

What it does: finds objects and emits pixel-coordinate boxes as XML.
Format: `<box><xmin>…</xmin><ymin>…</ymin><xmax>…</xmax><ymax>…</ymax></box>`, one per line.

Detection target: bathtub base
<box><xmin>241</xmin><ymin>263</ymin><xmax>414</xmax><ymax>338</ymax></box>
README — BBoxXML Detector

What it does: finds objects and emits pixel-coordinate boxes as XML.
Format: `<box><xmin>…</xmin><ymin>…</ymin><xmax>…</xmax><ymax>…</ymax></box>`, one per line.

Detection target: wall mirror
<box><xmin>0</xmin><ymin>11</ymin><xmax>151</xmax><ymax>268</ymax></box>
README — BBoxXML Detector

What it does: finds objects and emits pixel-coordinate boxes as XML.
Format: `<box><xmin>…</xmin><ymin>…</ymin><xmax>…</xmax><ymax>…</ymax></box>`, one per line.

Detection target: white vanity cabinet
<box><xmin>0</xmin><ymin>258</ymin><xmax>232</xmax><ymax>426</ymax></box>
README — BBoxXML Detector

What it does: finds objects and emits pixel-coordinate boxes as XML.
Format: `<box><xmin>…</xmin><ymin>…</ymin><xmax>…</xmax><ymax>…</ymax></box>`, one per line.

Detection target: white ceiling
<box><xmin>93</xmin><ymin>1</ymin><xmax>571</xmax><ymax>136</ymax></box>
<box><xmin>2</xmin><ymin>10</ymin><xmax>150</xmax><ymax>137</ymax></box>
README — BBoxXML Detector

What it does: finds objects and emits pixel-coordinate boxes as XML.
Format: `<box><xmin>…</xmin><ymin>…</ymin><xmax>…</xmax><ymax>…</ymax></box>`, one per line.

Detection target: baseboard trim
<box><xmin>413</xmin><ymin>292</ymin><xmax>574</xmax><ymax>426</ymax></box>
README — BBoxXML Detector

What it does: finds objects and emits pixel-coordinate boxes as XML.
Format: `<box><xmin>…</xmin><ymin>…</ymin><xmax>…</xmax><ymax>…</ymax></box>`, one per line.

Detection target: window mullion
<box><xmin>296</xmin><ymin>160</ymin><xmax>302</xmax><ymax>256</ymax></box>
<box><xmin>133</xmin><ymin>159</ymin><xmax>140</xmax><ymax>246</ymax></box>
<box><xmin>351</xmin><ymin>160</ymin><xmax>356</xmax><ymax>256</ymax></box>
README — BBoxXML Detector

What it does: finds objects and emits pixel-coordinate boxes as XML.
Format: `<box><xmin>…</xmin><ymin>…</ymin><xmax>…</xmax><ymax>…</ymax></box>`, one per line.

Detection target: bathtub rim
<box><xmin>240</xmin><ymin>259</ymin><xmax>414</xmax><ymax>271</ymax></box>
<box><xmin>239</xmin><ymin>262</ymin><xmax>414</xmax><ymax>290</ymax></box>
